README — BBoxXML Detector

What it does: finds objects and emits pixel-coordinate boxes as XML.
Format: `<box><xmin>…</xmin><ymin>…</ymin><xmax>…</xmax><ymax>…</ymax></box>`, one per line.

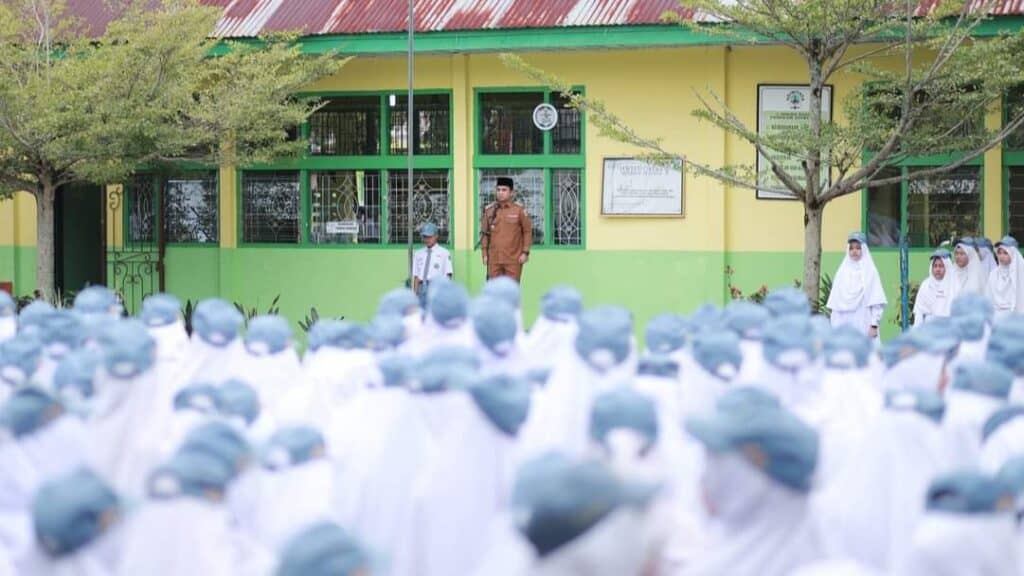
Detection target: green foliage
<box><xmin>297</xmin><ymin>307</ymin><xmax>345</xmax><ymax>334</ymax></box>
<box><xmin>0</xmin><ymin>0</ymin><xmax>347</xmax><ymax>295</ymax></box>
<box><xmin>234</xmin><ymin>294</ymin><xmax>281</xmax><ymax>326</ymax></box>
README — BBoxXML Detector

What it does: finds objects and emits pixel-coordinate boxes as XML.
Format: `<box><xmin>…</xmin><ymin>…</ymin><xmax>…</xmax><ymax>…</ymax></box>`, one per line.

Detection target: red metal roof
<box><xmin>61</xmin><ymin>0</ymin><xmax>1024</xmax><ymax>39</ymax></box>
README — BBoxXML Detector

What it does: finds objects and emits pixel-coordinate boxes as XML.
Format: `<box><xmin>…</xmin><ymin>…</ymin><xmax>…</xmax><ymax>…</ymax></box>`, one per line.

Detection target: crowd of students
<box><xmin>828</xmin><ymin>233</ymin><xmax>1024</xmax><ymax>332</ymax></box>
<box><xmin>0</xmin><ymin>243</ymin><xmax>1022</xmax><ymax>575</ymax></box>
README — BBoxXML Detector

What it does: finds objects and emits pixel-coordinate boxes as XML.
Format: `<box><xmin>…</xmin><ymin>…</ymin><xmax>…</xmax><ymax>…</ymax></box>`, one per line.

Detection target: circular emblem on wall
<box><xmin>532</xmin><ymin>103</ymin><xmax>559</xmax><ymax>131</ymax></box>
<box><xmin>786</xmin><ymin>90</ymin><xmax>806</xmax><ymax>110</ymax></box>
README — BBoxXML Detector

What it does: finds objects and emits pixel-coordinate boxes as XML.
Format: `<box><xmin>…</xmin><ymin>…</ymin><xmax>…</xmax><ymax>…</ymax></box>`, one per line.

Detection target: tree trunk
<box><xmin>803</xmin><ymin>204</ymin><xmax>824</xmax><ymax>311</ymax></box>
<box><xmin>35</xmin><ymin>183</ymin><xmax>56</xmax><ymax>302</ymax></box>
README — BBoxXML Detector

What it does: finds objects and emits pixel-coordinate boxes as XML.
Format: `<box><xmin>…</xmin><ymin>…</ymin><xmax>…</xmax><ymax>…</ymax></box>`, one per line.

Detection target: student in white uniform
<box><xmin>828</xmin><ymin>232</ymin><xmax>887</xmax><ymax>339</ymax></box>
<box><xmin>897</xmin><ymin>471</ymin><xmax>1019</xmax><ymax>576</ymax></box>
<box><xmin>952</xmin><ymin>238</ymin><xmax>986</xmax><ymax>295</ymax></box>
<box><xmin>986</xmin><ymin>236</ymin><xmax>1024</xmax><ymax>320</ymax></box>
<box><xmin>0</xmin><ymin>292</ymin><xmax>16</xmax><ymax>345</ymax></box>
<box><xmin>914</xmin><ymin>249</ymin><xmax>958</xmax><ymax>325</ymax></box>
<box><xmin>412</xmin><ymin>223</ymin><xmax>452</xmax><ymax>308</ymax></box>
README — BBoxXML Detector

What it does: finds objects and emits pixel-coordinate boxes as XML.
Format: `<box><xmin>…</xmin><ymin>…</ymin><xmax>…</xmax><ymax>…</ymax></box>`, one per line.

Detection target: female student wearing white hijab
<box><xmin>952</xmin><ymin>239</ymin><xmax>986</xmax><ymax>295</ymax></box>
<box><xmin>897</xmin><ymin>471</ymin><xmax>1019</xmax><ymax>576</ymax></box>
<box><xmin>0</xmin><ymin>293</ymin><xmax>15</xmax><ymax>344</ymax></box>
<box><xmin>16</xmin><ymin>468</ymin><xmax>124</xmax><ymax>576</ymax></box>
<box><xmin>986</xmin><ymin>235</ymin><xmax>1024</xmax><ymax>319</ymax></box>
<box><xmin>682</xmin><ymin>389</ymin><xmax>824</xmax><ymax>576</ymax></box>
<box><xmin>408</xmin><ymin>374</ymin><xmax>531</xmax><ymax>576</ymax></box>
<box><xmin>827</xmin><ymin>232</ymin><xmax>887</xmax><ymax>339</ymax></box>
<box><xmin>813</xmin><ymin>389</ymin><xmax>950</xmax><ymax>573</ymax></box>
<box><xmin>521</xmin><ymin>286</ymin><xmax>583</xmax><ymax>372</ymax></box>
<box><xmin>942</xmin><ymin>361</ymin><xmax>1013</xmax><ymax>468</ymax></box>
<box><xmin>977</xmin><ymin>237</ymin><xmax>999</xmax><ymax>276</ymax></box>
<box><xmin>914</xmin><ymin>249</ymin><xmax>958</xmax><ymax>325</ymax></box>
<box><xmin>980</xmin><ymin>406</ymin><xmax>1024</xmax><ymax>473</ymax></box>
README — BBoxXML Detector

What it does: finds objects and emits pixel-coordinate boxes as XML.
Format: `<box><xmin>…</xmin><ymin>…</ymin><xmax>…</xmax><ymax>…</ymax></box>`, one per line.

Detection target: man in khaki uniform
<box><xmin>480</xmin><ymin>177</ymin><xmax>532</xmax><ymax>282</ymax></box>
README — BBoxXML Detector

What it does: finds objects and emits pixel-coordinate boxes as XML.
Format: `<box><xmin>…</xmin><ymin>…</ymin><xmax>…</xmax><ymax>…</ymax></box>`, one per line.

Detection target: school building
<box><xmin>2</xmin><ymin>1</ymin><xmax>1024</xmax><ymax>338</ymax></box>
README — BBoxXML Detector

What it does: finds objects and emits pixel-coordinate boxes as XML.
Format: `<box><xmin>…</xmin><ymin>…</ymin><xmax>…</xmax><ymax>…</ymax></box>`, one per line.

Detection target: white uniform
<box><xmin>413</xmin><ymin>244</ymin><xmax>453</xmax><ymax>286</ymax></box>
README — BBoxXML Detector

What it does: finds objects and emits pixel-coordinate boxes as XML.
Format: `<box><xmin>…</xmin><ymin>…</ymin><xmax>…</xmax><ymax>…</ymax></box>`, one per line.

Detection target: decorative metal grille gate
<box><xmin>104</xmin><ymin>175</ymin><xmax>163</xmax><ymax>315</ymax></box>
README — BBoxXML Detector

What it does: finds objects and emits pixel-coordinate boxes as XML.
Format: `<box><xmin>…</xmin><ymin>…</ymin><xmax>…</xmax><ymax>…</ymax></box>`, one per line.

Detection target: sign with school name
<box><xmin>756</xmin><ymin>85</ymin><xmax>832</xmax><ymax>200</ymax></box>
<box><xmin>601</xmin><ymin>157</ymin><xmax>684</xmax><ymax>216</ymax></box>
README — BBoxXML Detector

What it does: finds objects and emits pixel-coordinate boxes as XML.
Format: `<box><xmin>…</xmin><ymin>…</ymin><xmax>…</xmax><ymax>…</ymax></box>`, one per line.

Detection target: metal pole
<box><xmin>899</xmin><ymin>233</ymin><xmax>910</xmax><ymax>332</ymax></box>
<box><xmin>406</xmin><ymin>0</ymin><xmax>415</xmax><ymax>287</ymax></box>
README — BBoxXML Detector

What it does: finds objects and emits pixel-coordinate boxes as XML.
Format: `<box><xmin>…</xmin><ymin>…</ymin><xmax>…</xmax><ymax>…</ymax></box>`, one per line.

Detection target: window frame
<box><xmin>123</xmin><ymin>170</ymin><xmax>221</xmax><ymax>247</ymax></box>
<box><xmin>163</xmin><ymin>170</ymin><xmax>220</xmax><ymax>246</ymax></box>
<box><xmin>236</xmin><ymin>90</ymin><xmax>455</xmax><ymax>249</ymax></box>
<box><xmin>860</xmin><ymin>154</ymin><xmax>985</xmax><ymax>252</ymax></box>
<box><xmin>472</xmin><ymin>86</ymin><xmax>587</xmax><ymax>250</ymax></box>
<box><xmin>1003</xmin><ymin>87</ymin><xmax>1024</xmax><ymax>236</ymax></box>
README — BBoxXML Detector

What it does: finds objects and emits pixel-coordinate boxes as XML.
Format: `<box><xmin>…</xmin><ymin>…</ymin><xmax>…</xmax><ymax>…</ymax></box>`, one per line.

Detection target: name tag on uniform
<box><xmin>505</xmin><ymin>213</ymin><xmax>520</xmax><ymax>221</ymax></box>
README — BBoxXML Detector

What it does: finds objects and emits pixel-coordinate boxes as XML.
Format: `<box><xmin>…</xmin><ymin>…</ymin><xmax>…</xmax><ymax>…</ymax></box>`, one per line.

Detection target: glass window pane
<box><xmin>127</xmin><ymin>174</ymin><xmax>156</xmax><ymax>244</ymax></box>
<box><xmin>866</xmin><ymin>168</ymin><xmax>902</xmax><ymax>248</ymax></box>
<box><xmin>552</xmin><ymin>169</ymin><xmax>582</xmax><ymax>245</ymax></box>
<box><xmin>389</xmin><ymin>94</ymin><xmax>450</xmax><ymax>156</ymax></box>
<box><xmin>309</xmin><ymin>96</ymin><xmax>380</xmax><ymax>156</ymax></box>
<box><xmin>241</xmin><ymin>171</ymin><xmax>300</xmax><ymax>244</ymax></box>
<box><xmin>480</xmin><ymin>92</ymin><xmax>544</xmax><ymax>155</ymax></box>
<box><xmin>165</xmin><ymin>173</ymin><xmax>218</xmax><ymax>244</ymax></box>
<box><xmin>906</xmin><ymin>166</ymin><xmax>981</xmax><ymax>248</ymax></box>
<box><xmin>478</xmin><ymin>169</ymin><xmax>545</xmax><ymax>245</ymax></box>
<box><xmin>310</xmin><ymin>170</ymin><xmax>381</xmax><ymax>245</ymax></box>
<box><xmin>551</xmin><ymin>92</ymin><xmax>581</xmax><ymax>155</ymax></box>
<box><xmin>1008</xmin><ymin>86</ymin><xmax>1024</xmax><ymax>151</ymax></box>
<box><xmin>388</xmin><ymin>170</ymin><xmax>450</xmax><ymax>245</ymax></box>
<box><xmin>1009</xmin><ymin>167</ymin><xmax>1024</xmax><ymax>239</ymax></box>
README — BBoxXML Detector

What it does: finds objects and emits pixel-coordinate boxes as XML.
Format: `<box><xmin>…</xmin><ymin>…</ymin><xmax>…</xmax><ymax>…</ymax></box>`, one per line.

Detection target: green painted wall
<box><xmin>2</xmin><ymin>243</ymin><xmax>938</xmax><ymax>342</ymax></box>
<box><xmin>0</xmin><ymin>246</ymin><xmax>37</xmax><ymax>297</ymax></box>
<box><xmin>164</xmin><ymin>247</ymin><xmax>221</xmax><ymax>304</ymax></box>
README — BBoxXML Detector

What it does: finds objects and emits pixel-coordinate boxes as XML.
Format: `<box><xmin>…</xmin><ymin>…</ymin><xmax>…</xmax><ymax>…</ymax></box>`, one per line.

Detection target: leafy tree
<box><xmin>0</xmin><ymin>0</ymin><xmax>346</xmax><ymax>298</ymax></box>
<box><xmin>503</xmin><ymin>0</ymin><xmax>1024</xmax><ymax>308</ymax></box>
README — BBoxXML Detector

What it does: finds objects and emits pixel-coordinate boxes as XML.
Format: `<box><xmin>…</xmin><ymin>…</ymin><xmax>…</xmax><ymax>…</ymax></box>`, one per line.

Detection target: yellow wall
<box><xmin>5</xmin><ymin>44</ymin><xmax>1012</xmax><ymax>254</ymax></box>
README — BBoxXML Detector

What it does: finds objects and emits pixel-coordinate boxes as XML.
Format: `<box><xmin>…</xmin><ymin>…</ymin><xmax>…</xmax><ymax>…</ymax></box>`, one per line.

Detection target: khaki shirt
<box><xmin>481</xmin><ymin>201</ymin><xmax>533</xmax><ymax>264</ymax></box>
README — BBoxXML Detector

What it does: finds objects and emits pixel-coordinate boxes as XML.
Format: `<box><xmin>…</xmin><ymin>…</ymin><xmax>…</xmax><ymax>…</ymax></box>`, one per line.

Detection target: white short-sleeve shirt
<box><xmin>413</xmin><ymin>244</ymin><xmax>453</xmax><ymax>282</ymax></box>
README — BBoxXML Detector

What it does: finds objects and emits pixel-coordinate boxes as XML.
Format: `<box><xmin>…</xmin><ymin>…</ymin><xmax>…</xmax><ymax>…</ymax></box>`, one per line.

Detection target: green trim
<box><xmin>208</xmin><ymin>17</ymin><xmax>1024</xmax><ymax>56</ymax></box>
<box><xmin>238</xmin><ymin>90</ymin><xmax>455</xmax><ymax>248</ymax></box>
<box><xmin>1005</xmin><ymin>151</ymin><xmax>1024</xmax><ymax>165</ymax></box>
<box><xmin>863</xmin><ymin>163</ymin><xmax>986</xmax><ymax>251</ymax></box>
<box><xmin>471</xmin><ymin>86</ymin><xmax>587</xmax><ymax>249</ymax></box>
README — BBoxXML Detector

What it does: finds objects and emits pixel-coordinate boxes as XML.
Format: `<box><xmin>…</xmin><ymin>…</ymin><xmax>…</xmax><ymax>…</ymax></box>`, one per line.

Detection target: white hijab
<box><xmin>828</xmin><ymin>241</ymin><xmax>887</xmax><ymax>313</ymax></box>
<box><xmin>86</xmin><ymin>367</ymin><xmax>166</xmax><ymax>497</ymax></box>
<box><xmin>987</xmin><ymin>244</ymin><xmax>1024</xmax><ymax>315</ymax></box>
<box><xmin>521</xmin><ymin>317</ymin><xmax>578</xmax><ymax>372</ymax></box>
<box><xmin>301</xmin><ymin>346</ymin><xmax>379</xmax><ymax>428</ymax></box>
<box><xmin>914</xmin><ymin>254</ymin><xmax>958</xmax><ymax>321</ymax></box>
<box><xmin>882</xmin><ymin>352</ymin><xmax>948</xmax><ymax>393</ymax></box>
<box><xmin>682</xmin><ymin>453</ymin><xmax>824</xmax><ymax>576</ymax></box>
<box><xmin>16</xmin><ymin>524</ymin><xmax>124</xmax><ymax>576</ymax></box>
<box><xmin>405</xmin><ymin>393</ymin><xmax>521</xmax><ymax>576</ymax></box>
<box><xmin>344</xmin><ymin>389</ymin><xmax>439</xmax><ymax>575</ymax></box>
<box><xmin>244</xmin><ymin>459</ymin><xmax>339</xmax><ymax>552</ymax></box>
<box><xmin>516</xmin><ymin>346</ymin><xmax>637</xmax><ymax>461</ymax></box>
<box><xmin>116</xmin><ymin>498</ymin><xmax>272</xmax><ymax>576</ymax></box>
<box><xmin>941</xmin><ymin>389</ymin><xmax>1005</xmax><ymax>468</ymax></box>
<box><xmin>813</xmin><ymin>410</ymin><xmax>950</xmax><ymax>572</ymax></box>
<box><xmin>231</xmin><ymin>345</ymin><xmax>302</xmax><ymax>424</ymax></box>
<box><xmin>0</xmin><ymin>318</ymin><xmax>15</xmax><ymax>344</ymax></box>
<box><xmin>980</xmin><ymin>416</ymin><xmax>1024</xmax><ymax>473</ymax></box>
<box><xmin>808</xmin><ymin>364</ymin><xmax>883</xmax><ymax>485</ymax></box>
<box><xmin>952</xmin><ymin>243</ymin><xmax>985</xmax><ymax>295</ymax></box>
<box><xmin>896</xmin><ymin>513</ymin><xmax>1019</xmax><ymax>576</ymax></box>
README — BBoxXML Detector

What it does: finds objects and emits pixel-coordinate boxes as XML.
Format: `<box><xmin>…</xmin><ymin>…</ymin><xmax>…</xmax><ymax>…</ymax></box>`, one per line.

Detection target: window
<box><xmin>389</xmin><ymin>94</ymin><xmax>450</xmax><ymax>156</ymax></box>
<box><xmin>1009</xmin><ymin>167</ymin><xmax>1024</xmax><ymax>238</ymax></box>
<box><xmin>865</xmin><ymin>166</ymin><xmax>982</xmax><ymax>249</ymax></box>
<box><xmin>388</xmin><ymin>170</ymin><xmax>450</xmax><ymax>244</ymax></box>
<box><xmin>866</xmin><ymin>169</ymin><xmax>901</xmax><ymax>247</ymax></box>
<box><xmin>126</xmin><ymin>174</ymin><xmax>157</xmax><ymax>244</ymax></box>
<box><xmin>241</xmin><ymin>171</ymin><xmax>300</xmax><ymax>244</ymax></box>
<box><xmin>240</xmin><ymin>92</ymin><xmax>453</xmax><ymax>247</ymax></box>
<box><xmin>309</xmin><ymin>96</ymin><xmax>380</xmax><ymax>156</ymax></box>
<box><xmin>165</xmin><ymin>172</ymin><xmax>218</xmax><ymax>244</ymax></box>
<box><xmin>310</xmin><ymin>170</ymin><xmax>381</xmax><ymax>245</ymax></box>
<box><xmin>476</xmin><ymin>89</ymin><xmax>584</xmax><ymax>247</ymax></box>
